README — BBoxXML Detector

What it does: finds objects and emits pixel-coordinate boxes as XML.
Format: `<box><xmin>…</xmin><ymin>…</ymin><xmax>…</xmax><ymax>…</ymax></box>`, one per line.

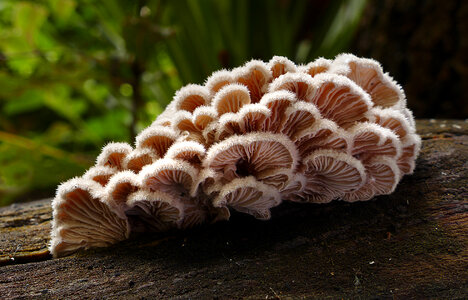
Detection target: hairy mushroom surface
<box><xmin>50</xmin><ymin>54</ymin><xmax>420</xmax><ymax>257</ymax></box>
<box><xmin>50</xmin><ymin>179</ymin><xmax>130</xmax><ymax>257</ymax></box>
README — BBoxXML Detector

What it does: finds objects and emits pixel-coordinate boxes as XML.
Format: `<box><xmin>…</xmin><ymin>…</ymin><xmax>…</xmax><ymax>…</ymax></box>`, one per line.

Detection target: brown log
<box><xmin>1</xmin><ymin>120</ymin><xmax>467</xmax><ymax>299</ymax></box>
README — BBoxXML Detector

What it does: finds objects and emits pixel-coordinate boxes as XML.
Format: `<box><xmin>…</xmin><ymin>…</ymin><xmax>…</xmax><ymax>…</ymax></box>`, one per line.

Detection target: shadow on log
<box><xmin>1</xmin><ymin>120</ymin><xmax>467</xmax><ymax>299</ymax></box>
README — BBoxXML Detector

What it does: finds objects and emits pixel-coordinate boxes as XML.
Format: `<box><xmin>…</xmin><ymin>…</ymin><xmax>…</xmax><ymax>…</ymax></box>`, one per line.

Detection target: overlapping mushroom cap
<box><xmin>50</xmin><ymin>54</ymin><xmax>421</xmax><ymax>257</ymax></box>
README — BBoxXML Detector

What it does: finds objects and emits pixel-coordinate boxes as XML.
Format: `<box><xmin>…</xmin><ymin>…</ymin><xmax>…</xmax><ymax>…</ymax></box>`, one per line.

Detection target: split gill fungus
<box><xmin>50</xmin><ymin>54</ymin><xmax>421</xmax><ymax>257</ymax></box>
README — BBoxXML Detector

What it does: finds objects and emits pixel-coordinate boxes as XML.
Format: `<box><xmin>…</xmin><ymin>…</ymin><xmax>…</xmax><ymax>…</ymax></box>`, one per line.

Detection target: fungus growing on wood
<box><xmin>50</xmin><ymin>54</ymin><xmax>420</xmax><ymax>257</ymax></box>
<box><xmin>50</xmin><ymin>178</ymin><xmax>130</xmax><ymax>257</ymax></box>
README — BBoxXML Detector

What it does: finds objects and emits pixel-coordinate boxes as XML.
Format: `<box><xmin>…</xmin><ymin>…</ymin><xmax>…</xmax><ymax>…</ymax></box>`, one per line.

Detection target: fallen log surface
<box><xmin>1</xmin><ymin>119</ymin><xmax>467</xmax><ymax>299</ymax></box>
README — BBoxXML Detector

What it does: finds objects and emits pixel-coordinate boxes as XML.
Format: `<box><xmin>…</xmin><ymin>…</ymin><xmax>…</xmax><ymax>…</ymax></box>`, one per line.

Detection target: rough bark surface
<box><xmin>1</xmin><ymin>120</ymin><xmax>467</xmax><ymax>299</ymax></box>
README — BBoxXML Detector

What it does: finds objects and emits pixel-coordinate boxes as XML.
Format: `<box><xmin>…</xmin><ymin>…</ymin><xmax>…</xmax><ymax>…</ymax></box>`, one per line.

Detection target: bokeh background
<box><xmin>0</xmin><ymin>0</ymin><xmax>466</xmax><ymax>206</ymax></box>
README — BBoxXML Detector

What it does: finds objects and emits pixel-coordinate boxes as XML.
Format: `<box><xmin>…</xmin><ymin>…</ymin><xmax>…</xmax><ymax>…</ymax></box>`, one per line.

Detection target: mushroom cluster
<box><xmin>50</xmin><ymin>54</ymin><xmax>421</xmax><ymax>257</ymax></box>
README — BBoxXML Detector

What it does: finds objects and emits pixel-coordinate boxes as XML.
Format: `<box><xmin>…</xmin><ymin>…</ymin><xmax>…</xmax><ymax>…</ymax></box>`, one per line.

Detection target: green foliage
<box><xmin>0</xmin><ymin>0</ymin><xmax>366</xmax><ymax>206</ymax></box>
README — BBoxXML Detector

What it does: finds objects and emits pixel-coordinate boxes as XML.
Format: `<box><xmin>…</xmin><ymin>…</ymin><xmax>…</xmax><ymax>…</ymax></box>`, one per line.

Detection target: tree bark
<box><xmin>1</xmin><ymin>120</ymin><xmax>467</xmax><ymax>299</ymax></box>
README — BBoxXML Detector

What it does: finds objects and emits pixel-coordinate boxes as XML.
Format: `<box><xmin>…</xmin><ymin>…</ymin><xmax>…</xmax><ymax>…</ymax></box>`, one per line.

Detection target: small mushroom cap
<box><xmin>216</xmin><ymin>103</ymin><xmax>271</xmax><ymax>140</ymax></box>
<box><xmin>83</xmin><ymin>165</ymin><xmax>118</xmax><ymax>186</ymax></box>
<box><xmin>300</xmin><ymin>57</ymin><xmax>332</xmax><ymax>77</ymax></box>
<box><xmin>140</xmin><ymin>158</ymin><xmax>198</xmax><ymax>197</ymax></box>
<box><xmin>349</xmin><ymin>123</ymin><xmax>402</xmax><ymax>159</ymax></box>
<box><xmin>303</xmin><ymin>149</ymin><xmax>367</xmax><ymax>201</ymax></box>
<box><xmin>205</xmin><ymin>69</ymin><xmax>233</xmax><ymax>94</ymax></box>
<box><xmin>135</xmin><ymin>126</ymin><xmax>178</xmax><ymax>157</ymax></box>
<box><xmin>165</xmin><ymin>140</ymin><xmax>206</xmax><ymax>167</ymax></box>
<box><xmin>173</xmin><ymin>84</ymin><xmax>210</xmax><ymax>113</ymax></box>
<box><xmin>50</xmin><ymin>178</ymin><xmax>129</xmax><ymax>257</ymax></box>
<box><xmin>371</xmin><ymin>107</ymin><xmax>414</xmax><ymax>138</ymax></box>
<box><xmin>280</xmin><ymin>101</ymin><xmax>321</xmax><ymax>140</ymax></box>
<box><xmin>233</xmin><ymin>59</ymin><xmax>272</xmax><ymax>103</ymax></box>
<box><xmin>268</xmin><ymin>56</ymin><xmax>298</xmax><ymax>78</ymax></box>
<box><xmin>192</xmin><ymin>106</ymin><xmax>218</xmax><ymax>129</ymax></box>
<box><xmin>204</xmin><ymin>132</ymin><xmax>299</xmax><ymax>181</ymax></box>
<box><xmin>104</xmin><ymin>170</ymin><xmax>141</xmax><ymax>217</ymax></box>
<box><xmin>173</xmin><ymin>110</ymin><xmax>198</xmax><ymax>133</ymax></box>
<box><xmin>125</xmin><ymin>189</ymin><xmax>184</xmax><ymax>232</ymax></box>
<box><xmin>212</xmin><ymin>84</ymin><xmax>251</xmax><ymax>115</ymax></box>
<box><xmin>123</xmin><ymin>148</ymin><xmax>158</xmax><ymax>173</ymax></box>
<box><xmin>172</xmin><ymin>108</ymin><xmax>217</xmax><ymax>144</ymax></box>
<box><xmin>96</xmin><ymin>142</ymin><xmax>133</xmax><ymax>169</ymax></box>
<box><xmin>213</xmin><ymin>176</ymin><xmax>281</xmax><ymax>220</ymax></box>
<box><xmin>260</xmin><ymin>90</ymin><xmax>297</xmax><ymax>132</ymax></box>
<box><xmin>343</xmin><ymin>155</ymin><xmax>401</xmax><ymax>202</ymax></box>
<box><xmin>295</xmin><ymin>119</ymin><xmax>348</xmax><ymax>157</ymax></box>
<box><xmin>269</xmin><ymin>72</ymin><xmax>318</xmax><ymax>102</ymax></box>
<box><xmin>332</xmin><ymin>53</ymin><xmax>405</xmax><ymax>108</ymax></box>
<box><xmin>308</xmin><ymin>73</ymin><xmax>373</xmax><ymax>128</ymax></box>
<box><xmin>397</xmin><ymin>133</ymin><xmax>421</xmax><ymax>175</ymax></box>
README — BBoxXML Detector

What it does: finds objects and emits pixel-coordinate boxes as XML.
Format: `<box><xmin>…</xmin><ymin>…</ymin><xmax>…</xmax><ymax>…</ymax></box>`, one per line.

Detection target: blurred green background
<box><xmin>1</xmin><ymin>0</ymin><xmax>466</xmax><ymax>206</ymax></box>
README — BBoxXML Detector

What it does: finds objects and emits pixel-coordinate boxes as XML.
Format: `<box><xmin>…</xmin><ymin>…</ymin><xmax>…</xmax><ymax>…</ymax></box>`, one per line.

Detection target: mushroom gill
<box><xmin>50</xmin><ymin>179</ymin><xmax>129</xmax><ymax>257</ymax></box>
<box><xmin>50</xmin><ymin>54</ymin><xmax>420</xmax><ymax>257</ymax></box>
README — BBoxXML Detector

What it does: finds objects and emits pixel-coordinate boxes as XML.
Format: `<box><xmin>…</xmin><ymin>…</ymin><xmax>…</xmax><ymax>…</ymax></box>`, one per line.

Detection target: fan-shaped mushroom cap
<box><xmin>349</xmin><ymin>123</ymin><xmax>402</xmax><ymax>159</ymax></box>
<box><xmin>213</xmin><ymin>176</ymin><xmax>281</xmax><ymax>220</ymax></box>
<box><xmin>165</xmin><ymin>140</ymin><xmax>206</xmax><ymax>166</ymax></box>
<box><xmin>260</xmin><ymin>90</ymin><xmax>297</xmax><ymax>132</ymax></box>
<box><xmin>212</xmin><ymin>84</ymin><xmax>251</xmax><ymax>115</ymax></box>
<box><xmin>104</xmin><ymin>171</ymin><xmax>141</xmax><ymax>216</ymax></box>
<box><xmin>332</xmin><ymin>53</ymin><xmax>404</xmax><ymax>108</ymax></box>
<box><xmin>123</xmin><ymin>148</ymin><xmax>158</xmax><ymax>173</ymax></box>
<box><xmin>372</xmin><ymin>108</ymin><xmax>414</xmax><ymax>139</ymax></box>
<box><xmin>233</xmin><ymin>59</ymin><xmax>272</xmax><ymax>103</ymax></box>
<box><xmin>303</xmin><ymin>149</ymin><xmax>366</xmax><ymax>202</ymax></box>
<box><xmin>192</xmin><ymin>106</ymin><xmax>218</xmax><ymax>129</ymax></box>
<box><xmin>280</xmin><ymin>101</ymin><xmax>321</xmax><ymax>140</ymax></box>
<box><xmin>173</xmin><ymin>110</ymin><xmax>197</xmax><ymax>132</ymax></box>
<box><xmin>216</xmin><ymin>103</ymin><xmax>271</xmax><ymax>140</ymax></box>
<box><xmin>397</xmin><ymin>133</ymin><xmax>421</xmax><ymax>175</ymax></box>
<box><xmin>125</xmin><ymin>190</ymin><xmax>184</xmax><ymax>232</ymax></box>
<box><xmin>268</xmin><ymin>56</ymin><xmax>298</xmax><ymax>78</ymax></box>
<box><xmin>308</xmin><ymin>73</ymin><xmax>373</xmax><ymax>128</ymax></box>
<box><xmin>295</xmin><ymin>119</ymin><xmax>348</xmax><ymax>157</ymax></box>
<box><xmin>343</xmin><ymin>156</ymin><xmax>401</xmax><ymax>202</ymax></box>
<box><xmin>204</xmin><ymin>132</ymin><xmax>299</xmax><ymax>181</ymax></box>
<box><xmin>96</xmin><ymin>142</ymin><xmax>133</xmax><ymax>170</ymax></box>
<box><xmin>83</xmin><ymin>165</ymin><xmax>118</xmax><ymax>186</ymax></box>
<box><xmin>269</xmin><ymin>72</ymin><xmax>317</xmax><ymax>102</ymax></box>
<box><xmin>300</xmin><ymin>57</ymin><xmax>332</xmax><ymax>77</ymax></box>
<box><xmin>140</xmin><ymin>158</ymin><xmax>198</xmax><ymax>197</ymax></box>
<box><xmin>172</xmin><ymin>107</ymin><xmax>218</xmax><ymax>145</ymax></box>
<box><xmin>173</xmin><ymin>84</ymin><xmax>210</xmax><ymax>113</ymax></box>
<box><xmin>135</xmin><ymin>126</ymin><xmax>178</xmax><ymax>157</ymax></box>
<box><xmin>205</xmin><ymin>69</ymin><xmax>234</xmax><ymax>94</ymax></box>
<box><xmin>50</xmin><ymin>178</ymin><xmax>129</xmax><ymax>257</ymax></box>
